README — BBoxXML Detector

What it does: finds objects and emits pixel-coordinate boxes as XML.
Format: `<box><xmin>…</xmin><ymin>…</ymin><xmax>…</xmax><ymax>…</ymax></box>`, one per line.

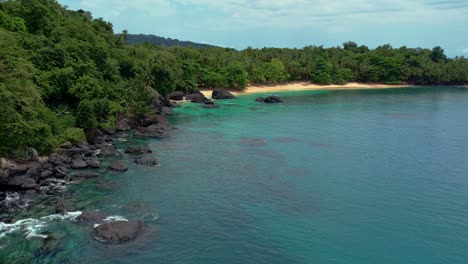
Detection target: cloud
<box><xmin>462</xmin><ymin>48</ymin><xmax>468</xmax><ymax>53</ymax></box>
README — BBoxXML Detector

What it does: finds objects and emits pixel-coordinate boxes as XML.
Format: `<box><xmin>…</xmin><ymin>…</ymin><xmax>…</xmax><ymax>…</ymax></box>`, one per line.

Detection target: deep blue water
<box><xmin>2</xmin><ymin>87</ymin><xmax>468</xmax><ymax>263</ymax></box>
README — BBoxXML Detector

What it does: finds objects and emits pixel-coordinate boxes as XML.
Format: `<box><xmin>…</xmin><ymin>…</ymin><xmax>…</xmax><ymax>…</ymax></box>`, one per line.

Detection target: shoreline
<box><xmin>200</xmin><ymin>82</ymin><xmax>410</xmax><ymax>98</ymax></box>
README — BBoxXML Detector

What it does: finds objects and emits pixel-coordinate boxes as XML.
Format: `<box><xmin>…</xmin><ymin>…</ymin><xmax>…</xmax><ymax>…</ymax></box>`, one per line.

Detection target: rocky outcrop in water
<box><xmin>76</xmin><ymin>211</ymin><xmax>106</xmax><ymax>223</ymax></box>
<box><xmin>263</xmin><ymin>95</ymin><xmax>284</xmax><ymax>103</ymax></box>
<box><xmin>94</xmin><ymin>221</ymin><xmax>143</xmax><ymax>243</ymax></box>
<box><xmin>212</xmin><ymin>89</ymin><xmax>235</xmax><ymax>99</ymax></box>
<box><xmin>186</xmin><ymin>91</ymin><xmax>210</xmax><ymax>103</ymax></box>
<box><xmin>108</xmin><ymin>161</ymin><xmax>128</xmax><ymax>172</ymax></box>
<box><xmin>134</xmin><ymin>156</ymin><xmax>158</xmax><ymax>166</ymax></box>
<box><xmin>125</xmin><ymin>146</ymin><xmax>152</xmax><ymax>155</ymax></box>
<box><xmin>202</xmin><ymin>101</ymin><xmax>220</xmax><ymax>109</ymax></box>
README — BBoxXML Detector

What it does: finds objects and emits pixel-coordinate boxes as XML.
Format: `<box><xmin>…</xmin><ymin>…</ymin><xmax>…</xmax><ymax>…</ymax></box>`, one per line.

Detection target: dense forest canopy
<box><xmin>0</xmin><ymin>0</ymin><xmax>467</xmax><ymax>158</ymax></box>
<box><xmin>123</xmin><ymin>33</ymin><xmax>218</xmax><ymax>49</ymax></box>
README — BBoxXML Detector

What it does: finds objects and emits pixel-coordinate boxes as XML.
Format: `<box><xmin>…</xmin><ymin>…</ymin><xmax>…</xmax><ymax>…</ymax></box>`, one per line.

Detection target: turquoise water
<box><xmin>2</xmin><ymin>87</ymin><xmax>468</xmax><ymax>263</ymax></box>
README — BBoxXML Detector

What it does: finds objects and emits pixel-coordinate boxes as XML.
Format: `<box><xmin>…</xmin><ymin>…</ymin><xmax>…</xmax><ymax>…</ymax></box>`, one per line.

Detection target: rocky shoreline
<box><xmin>0</xmin><ymin>89</ymin><xmax>284</xmax><ymax>244</ymax></box>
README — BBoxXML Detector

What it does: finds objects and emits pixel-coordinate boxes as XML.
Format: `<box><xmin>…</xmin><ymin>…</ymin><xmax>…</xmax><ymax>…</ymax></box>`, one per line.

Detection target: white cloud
<box><xmin>462</xmin><ymin>48</ymin><xmax>468</xmax><ymax>53</ymax></box>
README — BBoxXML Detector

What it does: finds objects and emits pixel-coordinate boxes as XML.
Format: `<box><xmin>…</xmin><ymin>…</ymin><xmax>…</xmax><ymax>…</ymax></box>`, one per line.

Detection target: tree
<box><xmin>225</xmin><ymin>62</ymin><xmax>248</xmax><ymax>89</ymax></box>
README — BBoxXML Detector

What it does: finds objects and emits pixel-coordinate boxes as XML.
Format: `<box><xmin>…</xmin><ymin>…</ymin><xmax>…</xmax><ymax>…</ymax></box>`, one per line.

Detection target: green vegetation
<box><xmin>0</xmin><ymin>0</ymin><xmax>467</xmax><ymax>158</ymax></box>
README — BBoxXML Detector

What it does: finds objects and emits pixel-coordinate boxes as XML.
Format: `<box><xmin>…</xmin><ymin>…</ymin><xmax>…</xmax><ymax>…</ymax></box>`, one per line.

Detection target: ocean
<box><xmin>1</xmin><ymin>87</ymin><xmax>468</xmax><ymax>263</ymax></box>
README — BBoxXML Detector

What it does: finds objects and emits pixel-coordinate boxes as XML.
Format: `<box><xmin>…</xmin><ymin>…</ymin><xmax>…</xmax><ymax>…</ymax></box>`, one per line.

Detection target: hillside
<box><xmin>123</xmin><ymin>33</ymin><xmax>217</xmax><ymax>48</ymax></box>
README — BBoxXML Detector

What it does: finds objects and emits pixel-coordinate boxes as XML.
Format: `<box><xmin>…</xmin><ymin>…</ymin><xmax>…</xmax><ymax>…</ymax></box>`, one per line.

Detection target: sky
<box><xmin>58</xmin><ymin>0</ymin><xmax>468</xmax><ymax>57</ymax></box>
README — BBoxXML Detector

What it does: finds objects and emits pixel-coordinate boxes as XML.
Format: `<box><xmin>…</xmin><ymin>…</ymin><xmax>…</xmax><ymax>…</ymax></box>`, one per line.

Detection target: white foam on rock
<box><xmin>93</xmin><ymin>215</ymin><xmax>129</xmax><ymax>228</ymax></box>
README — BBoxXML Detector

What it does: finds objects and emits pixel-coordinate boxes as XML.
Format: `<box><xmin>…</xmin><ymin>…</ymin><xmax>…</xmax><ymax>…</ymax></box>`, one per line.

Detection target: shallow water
<box><xmin>2</xmin><ymin>87</ymin><xmax>468</xmax><ymax>263</ymax></box>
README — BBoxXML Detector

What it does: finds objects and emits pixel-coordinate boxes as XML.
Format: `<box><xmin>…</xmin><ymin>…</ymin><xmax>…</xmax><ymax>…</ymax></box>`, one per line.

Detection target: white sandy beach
<box><xmin>200</xmin><ymin>82</ymin><xmax>409</xmax><ymax>98</ymax></box>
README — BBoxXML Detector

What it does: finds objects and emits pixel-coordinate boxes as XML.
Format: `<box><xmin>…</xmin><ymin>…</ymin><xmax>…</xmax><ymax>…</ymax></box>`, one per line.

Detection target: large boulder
<box><xmin>94</xmin><ymin>221</ymin><xmax>143</xmax><ymax>243</ymax></box>
<box><xmin>86</xmin><ymin>158</ymin><xmax>101</xmax><ymax>169</ymax></box>
<box><xmin>100</xmin><ymin>146</ymin><xmax>116</xmax><ymax>157</ymax></box>
<box><xmin>263</xmin><ymin>95</ymin><xmax>284</xmax><ymax>103</ymax></box>
<box><xmin>134</xmin><ymin>126</ymin><xmax>167</xmax><ymax>139</ymax></box>
<box><xmin>108</xmin><ymin>161</ymin><xmax>128</xmax><ymax>172</ymax></box>
<box><xmin>125</xmin><ymin>146</ymin><xmax>152</xmax><ymax>155</ymax></box>
<box><xmin>7</xmin><ymin>175</ymin><xmax>38</xmax><ymax>189</ymax></box>
<box><xmin>54</xmin><ymin>166</ymin><xmax>69</xmax><ymax>178</ymax></box>
<box><xmin>212</xmin><ymin>89</ymin><xmax>235</xmax><ymax>99</ymax></box>
<box><xmin>76</xmin><ymin>211</ymin><xmax>106</xmax><ymax>223</ymax></box>
<box><xmin>71</xmin><ymin>159</ymin><xmax>88</xmax><ymax>169</ymax></box>
<box><xmin>142</xmin><ymin>114</ymin><xmax>171</xmax><ymax>128</ymax></box>
<box><xmin>26</xmin><ymin>147</ymin><xmax>39</xmax><ymax>162</ymax></box>
<box><xmin>186</xmin><ymin>91</ymin><xmax>210</xmax><ymax>103</ymax></box>
<box><xmin>169</xmin><ymin>91</ymin><xmax>185</xmax><ymax>101</ymax></box>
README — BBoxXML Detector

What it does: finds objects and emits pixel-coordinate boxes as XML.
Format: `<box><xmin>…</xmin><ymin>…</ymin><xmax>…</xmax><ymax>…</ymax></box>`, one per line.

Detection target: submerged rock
<box><xmin>72</xmin><ymin>172</ymin><xmax>101</xmax><ymax>180</ymax></box>
<box><xmin>108</xmin><ymin>161</ymin><xmax>128</xmax><ymax>172</ymax></box>
<box><xmin>134</xmin><ymin>156</ymin><xmax>158</xmax><ymax>166</ymax></box>
<box><xmin>255</xmin><ymin>97</ymin><xmax>264</xmax><ymax>102</ymax></box>
<box><xmin>56</xmin><ymin>198</ymin><xmax>74</xmax><ymax>215</ymax></box>
<box><xmin>94</xmin><ymin>221</ymin><xmax>143</xmax><ymax>243</ymax></box>
<box><xmin>263</xmin><ymin>95</ymin><xmax>284</xmax><ymax>103</ymax></box>
<box><xmin>125</xmin><ymin>146</ymin><xmax>152</xmax><ymax>155</ymax></box>
<box><xmin>76</xmin><ymin>211</ymin><xmax>106</xmax><ymax>223</ymax></box>
<box><xmin>212</xmin><ymin>89</ymin><xmax>235</xmax><ymax>99</ymax></box>
<box><xmin>202</xmin><ymin>101</ymin><xmax>220</xmax><ymax>109</ymax></box>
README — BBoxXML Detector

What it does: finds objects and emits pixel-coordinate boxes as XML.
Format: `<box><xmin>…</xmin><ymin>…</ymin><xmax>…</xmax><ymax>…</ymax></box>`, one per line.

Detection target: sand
<box><xmin>200</xmin><ymin>82</ymin><xmax>410</xmax><ymax>98</ymax></box>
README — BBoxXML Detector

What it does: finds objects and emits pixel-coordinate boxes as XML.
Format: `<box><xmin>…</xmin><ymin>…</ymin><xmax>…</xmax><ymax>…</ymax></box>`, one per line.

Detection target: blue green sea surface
<box><xmin>1</xmin><ymin>87</ymin><xmax>468</xmax><ymax>263</ymax></box>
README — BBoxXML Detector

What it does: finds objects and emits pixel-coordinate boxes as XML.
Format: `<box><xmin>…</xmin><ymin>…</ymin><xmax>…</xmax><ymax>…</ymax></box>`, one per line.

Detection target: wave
<box><xmin>0</xmin><ymin>211</ymin><xmax>82</xmax><ymax>240</ymax></box>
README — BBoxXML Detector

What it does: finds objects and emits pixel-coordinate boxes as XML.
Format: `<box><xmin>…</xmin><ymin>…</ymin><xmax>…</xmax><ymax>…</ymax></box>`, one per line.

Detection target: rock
<box><xmin>40</xmin><ymin>170</ymin><xmax>54</xmax><ymax>179</ymax></box>
<box><xmin>255</xmin><ymin>97</ymin><xmax>264</xmax><ymax>102</ymax></box>
<box><xmin>8</xmin><ymin>175</ymin><xmax>38</xmax><ymax>189</ymax></box>
<box><xmin>94</xmin><ymin>221</ymin><xmax>143</xmax><ymax>243</ymax></box>
<box><xmin>56</xmin><ymin>198</ymin><xmax>73</xmax><ymax>215</ymax></box>
<box><xmin>186</xmin><ymin>91</ymin><xmax>210</xmax><ymax>103</ymax></box>
<box><xmin>86</xmin><ymin>158</ymin><xmax>101</xmax><ymax>169</ymax></box>
<box><xmin>108</xmin><ymin>161</ymin><xmax>128</xmax><ymax>172</ymax></box>
<box><xmin>161</xmin><ymin>106</ymin><xmax>173</xmax><ymax>115</ymax></box>
<box><xmin>5</xmin><ymin>164</ymin><xmax>29</xmax><ymax>177</ymax></box>
<box><xmin>134</xmin><ymin>156</ymin><xmax>158</xmax><ymax>166</ymax></box>
<box><xmin>169</xmin><ymin>91</ymin><xmax>185</xmax><ymax>101</ymax></box>
<box><xmin>54</xmin><ymin>166</ymin><xmax>69</xmax><ymax>178</ymax></box>
<box><xmin>142</xmin><ymin>114</ymin><xmax>171</xmax><ymax>129</ymax></box>
<box><xmin>49</xmin><ymin>154</ymin><xmax>71</xmax><ymax>167</ymax></box>
<box><xmin>24</xmin><ymin>190</ymin><xmax>39</xmax><ymax>200</ymax></box>
<box><xmin>116</xmin><ymin>118</ymin><xmax>131</xmax><ymax>131</ymax></box>
<box><xmin>134</xmin><ymin>126</ymin><xmax>167</xmax><ymax>139</ymax></box>
<box><xmin>59</xmin><ymin>142</ymin><xmax>73</xmax><ymax>149</ymax></box>
<box><xmin>72</xmin><ymin>172</ymin><xmax>101</xmax><ymax>180</ymax></box>
<box><xmin>100</xmin><ymin>146</ymin><xmax>116</xmax><ymax>157</ymax></box>
<box><xmin>76</xmin><ymin>211</ymin><xmax>106</xmax><ymax>222</ymax></box>
<box><xmin>125</xmin><ymin>146</ymin><xmax>152</xmax><ymax>155</ymax></box>
<box><xmin>263</xmin><ymin>95</ymin><xmax>284</xmax><ymax>103</ymax></box>
<box><xmin>26</xmin><ymin>147</ymin><xmax>39</xmax><ymax>162</ymax></box>
<box><xmin>101</xmin><ymin>128</ymin><xmax>116</xmax><ymax>135</ymax></box>
<box><xmin>71</xmin><ymin>159</ymin><xmax>88</xmax><ymax>169</ymax></box>
<box><xmin>212</xmin><ymin>88</ymin><xmax>235</xmax><ymax>99</ymax></box>
<box><xmin>202</xmin><ymin>102</ymin><xmax>220</xmax><ymax>109</ymax></box>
